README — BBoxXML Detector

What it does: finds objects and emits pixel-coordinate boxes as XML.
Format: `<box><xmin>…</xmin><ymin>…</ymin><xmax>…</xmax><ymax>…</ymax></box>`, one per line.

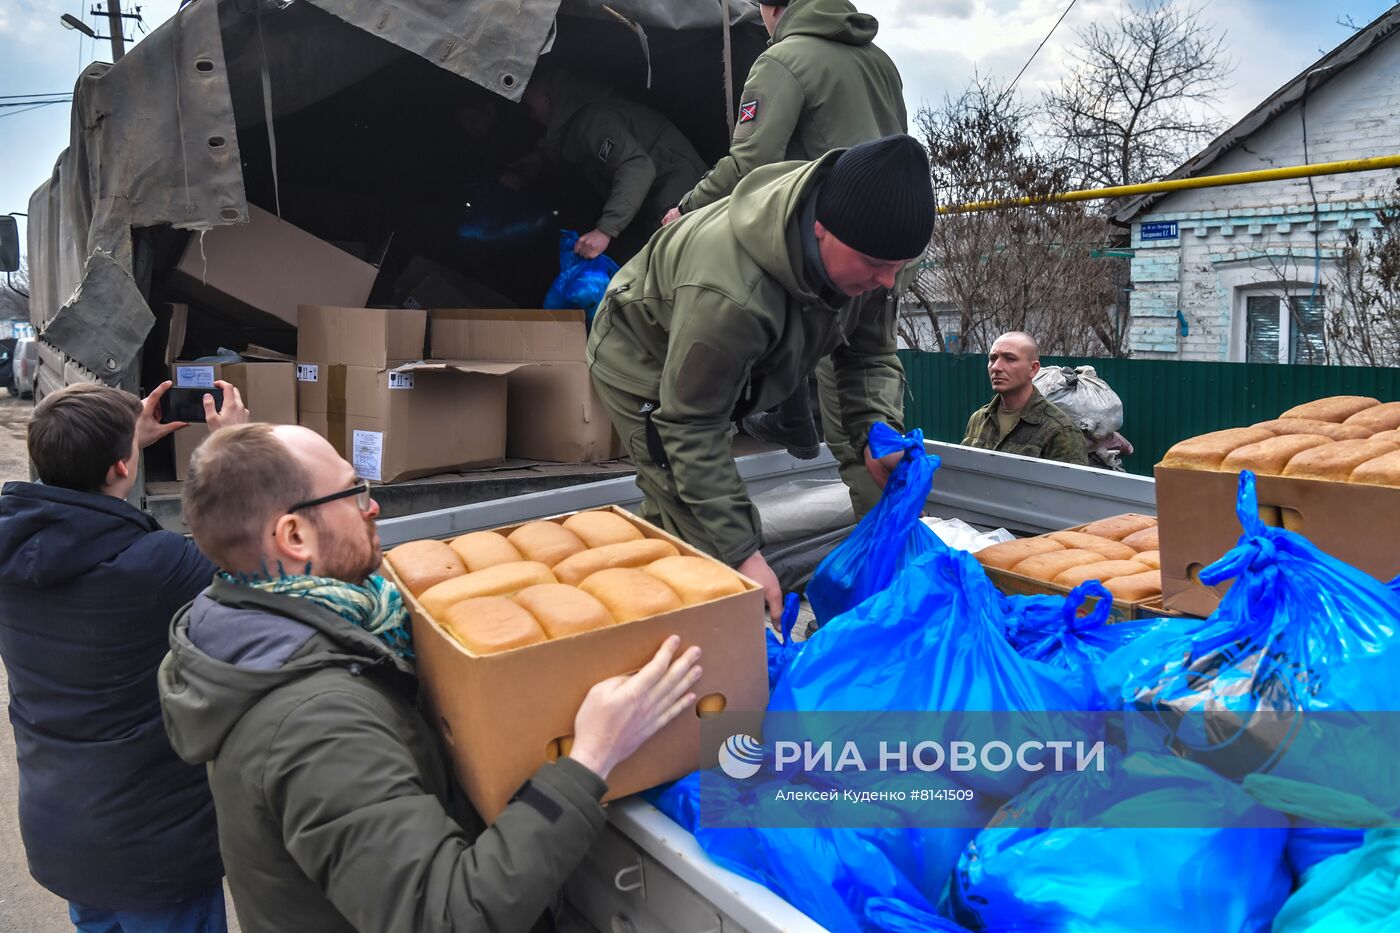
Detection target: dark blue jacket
<box><xmin>0</xmin><ymin>481</ymin><xmax>223</xmax><ymax>910</ymax></box>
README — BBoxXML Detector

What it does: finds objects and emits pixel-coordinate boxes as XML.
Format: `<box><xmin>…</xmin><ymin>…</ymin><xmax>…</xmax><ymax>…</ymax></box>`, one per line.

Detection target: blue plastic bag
<box><xmin>1287</xmin><ymin>825</ymin><xmax>1367</xmax><ymax>881</ymax></box>
<box><xmin>951</xmin><ymin>751</ymin><xmax>1292</xmax><ymax>933</ymax></box>
<box><xmin>1099</xmin><ymin>471</ymin><xmax>1400</xmax><ymax>813</ymax></box>
<box><xmin>1272</xmin><ymin>828</ymin><xmax>1400</xmax><ymax>932</ymax></box>
<box><xmin>1002</xmin><ymin>580</ymin><xmax>1168</xmax><ymax>671</ymax></box>
<box><xmin>805</xmin><ymin>423</ymin><xmax>940</xmax><ymax>626</ymax></box>
<box><xmin>646</xmin><ymin>773</ymin><xmax>948</xmax><ymax>933</ymax></box>
<box><xmin>765</xmin><ymin>593</ymin><xmax>804</xmax><ymax>690</ymax></box>
<box><xmin>773</xmin><ymin>544</ymin><xmax>1105</xmax><ymax>716</ymax></box>
<box><xmin>542</xmin><ymin>229</ymin><xmax>618</xmax><ymax>324</ymax></box>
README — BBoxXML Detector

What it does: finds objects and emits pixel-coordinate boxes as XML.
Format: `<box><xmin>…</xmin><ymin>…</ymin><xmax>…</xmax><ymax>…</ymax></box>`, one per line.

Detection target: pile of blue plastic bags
<box><xmin>649</xmin><ymin>425</ymin><xmax>1400</xmax><ymax>932</ymax></box>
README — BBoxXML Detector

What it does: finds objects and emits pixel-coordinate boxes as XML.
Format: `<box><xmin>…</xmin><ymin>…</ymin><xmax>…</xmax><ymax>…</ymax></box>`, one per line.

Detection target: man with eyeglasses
<box><xmin>0</xmin><ymin>380</ymin><xmax>246</xmax><ymax>932</ymax></box>
<box><xmin>159</xmin><ymin>423</ymin><xmax>702</xmax><ymax>933</ymax></box>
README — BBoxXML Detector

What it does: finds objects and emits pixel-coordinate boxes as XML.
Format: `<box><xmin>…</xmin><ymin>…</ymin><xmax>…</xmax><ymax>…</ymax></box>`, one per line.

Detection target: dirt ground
<box><xmin>0</xmin><ymin>392</ymin><xmax>68</xmax><ymax>931</ymax></box>
<box><xmin>0</xmin><ymin>394</ymin><xmax>242</xmax><ymax>931</ymax></box>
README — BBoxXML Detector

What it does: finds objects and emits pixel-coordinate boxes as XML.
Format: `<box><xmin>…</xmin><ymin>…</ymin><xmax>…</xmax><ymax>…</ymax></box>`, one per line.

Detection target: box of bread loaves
<box><xmin>1155</xmin><ymin>395</ymin><xmax>1400</xmax><ymax>617</ymax></box>
<box><xmin>974</xmin><ymin>513</ymin><xmax>1175</xmax><ymax>622</ymax></box>
<box><xmin>382</xmin><ymin>506</ymin><xmax>769</xmax><ymax>820</ymax></box>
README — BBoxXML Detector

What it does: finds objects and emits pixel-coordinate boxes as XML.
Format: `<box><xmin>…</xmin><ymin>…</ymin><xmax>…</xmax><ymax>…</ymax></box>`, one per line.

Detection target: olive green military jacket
<box><xmin>587</xmin><ymin>153</ymin><xmax>904</xmax><ymax>564</ymax></box>
<box><xmin>677</xmin><ymin>0</ymin><xmax>906</xmax><ymax>214</ymax></box>
<box><xmin>540</xmin><ymin>73</ymin><xmax>707</xmax><ymax>237</ymax></box>
<box><xmin>962</xmin><ymin>387</ymin><xmax>1090</xmax><ymax>465</ymax></box>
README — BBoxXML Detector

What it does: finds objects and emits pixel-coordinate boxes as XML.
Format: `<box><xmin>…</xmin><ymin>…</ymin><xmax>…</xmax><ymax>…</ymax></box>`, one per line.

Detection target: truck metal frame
<box><xmin>379</xmin><ymin>441</ymin><xmax>1155</xmax><ymax>932</ymax></box>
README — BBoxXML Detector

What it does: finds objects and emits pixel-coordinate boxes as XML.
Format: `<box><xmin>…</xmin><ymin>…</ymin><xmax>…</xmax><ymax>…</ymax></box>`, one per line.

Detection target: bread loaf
<box><xmin>1080</xmin><ymin>514</ymin><xmax>1157</xmax><ymax>541</ymax></box>
<box><xmin>561</xmin><ymin>510</ymin><xmax>646</xmax><ymax>548</ymax></box>
<box><xmin>1343</xmin><ymin>401</ymin><xmax>1400</xmax><ymax>433</ymax></box>
<box><xmin>507</xmin><ymin>522</ymin><xmax>587</xmax><ymax>567</ymax></box>
<box><xmin>552</xmin><ymin>539</ymin><xmax>680</xmax><ymax>586</ymax></box>
<box><xmin>1250</xmin><ymin>418</ymin><xmax>1371</xmax><ymax>442</ymax></box>
<box><xmin>386</xmin><ymin>540</ymin><xmax>466</xmax><ymax>596</ymax></box>
<box><xmin>1103</xmin><ymin>569</ymin><xmax>1161</xmax><ymax>602</ymax></box>
<box><xmin>1121</xmin><ymin>526</ymin><xmax>1159</xmax><ymax>552</ymax></box>
<box><xmin>579</xmin><ymin>568</ymin><xmax>683</xmax><ymax>622</ymax></box>
<box><xmin>1281</xmin><ymin>438</ymin><xmax>1400</xmax><ymax>482</ymax></box>
<box><xmin>441</xmin><ymin>597</ymin><xmax>547</xmax><ymax>655</ymax></box>
<box><xmin>420</xmin><ymin>561</ymin><xmax>557</xmax><ymax>618</ymax></box>
<box><xmin>1044</xmin><ymin>531</ymin><xmax>1138</xmax><ymax>562</ymax></box>
<box><xmin>1052</xmin><ymin>560</ymin><xmax>1152</xmax><ymax>588</ymax></box>
<box><xmin>1350</xmin><ymin>449</ymin><xmax>1400</xmax><ymax>488</ymax></box>
<box><xmin>1280</xmin><ymin>396</ymin><xmax>1381</xmax><ymax>423</ymax></box>
<box><xmin>644</xmin><ymin>556</ymin><xmax>747</xmax><ymax>605</ymax></box>
<box><xmin>1371</xmin><ymin>429</ymin><xmax>1400</xmax><ymax>446</ymax></box>
<box><xmin>449</xmin><ymin>532</ymin><xmax>523</xmax><ymax>572</ymax></box>
<box><xmin>1160</xmin><ymin>428</ymin><xmax>1276</xmax><ymax>470</ymax></box>
<box><xmin>1011</xmin><ymin>549</ymin><xmax>1107</xmax><ymax>582</ymax></box>
<box><xmin>973</xmin><ymin>537</ymin><xmax>1065</xmax><ymax>571</ymax></box>
<box><xmin>512</xmin><ymin>584</ymin><xmax>615</xmax><ymax>638</ymax></box>
<box><xmin>1133</xmin><ymin>550</ymin><xmax>1161</xmax><ymax>570</ymax></box>
<box><xmin>1221</xmin><ymin>434</ymin><xmax>1333</xmax><ymax>476</ymax></box>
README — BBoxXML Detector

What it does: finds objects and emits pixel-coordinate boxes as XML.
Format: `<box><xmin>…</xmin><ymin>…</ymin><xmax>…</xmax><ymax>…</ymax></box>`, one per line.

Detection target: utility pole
<box><xmin>103</xmin><ymin>0</ymin><xmax>126</xmax><ymax>60</ymax></box>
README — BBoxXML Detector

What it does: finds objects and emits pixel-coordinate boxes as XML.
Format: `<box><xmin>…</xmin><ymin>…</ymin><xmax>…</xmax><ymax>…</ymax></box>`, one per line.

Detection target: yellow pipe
<box><xmin>939</xmin><ymin>154</ymin><xmax>1400</xmax><ymax>214</ymax></box>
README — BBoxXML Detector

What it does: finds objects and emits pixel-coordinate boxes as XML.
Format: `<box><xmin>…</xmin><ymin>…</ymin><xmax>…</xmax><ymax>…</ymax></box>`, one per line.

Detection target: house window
<box><xmin>1240</xmin><ymin>291</ymin><xmax>1327</xmax><ymax>364</ymax></box>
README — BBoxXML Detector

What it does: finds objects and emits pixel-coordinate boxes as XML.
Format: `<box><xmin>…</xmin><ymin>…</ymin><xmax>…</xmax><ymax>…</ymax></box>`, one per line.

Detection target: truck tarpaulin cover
<box><xmin>25</xmin><ymin>0</ymin><xmax>758</xmax><ymax>393</ymax></box>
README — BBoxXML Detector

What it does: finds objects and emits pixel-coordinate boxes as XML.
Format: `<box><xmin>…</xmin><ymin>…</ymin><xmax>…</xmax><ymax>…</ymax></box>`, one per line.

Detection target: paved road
<box><xmin>0</xmin><ymin>394</ymin><xmax>240</xmax><ymax>931</ymax></box>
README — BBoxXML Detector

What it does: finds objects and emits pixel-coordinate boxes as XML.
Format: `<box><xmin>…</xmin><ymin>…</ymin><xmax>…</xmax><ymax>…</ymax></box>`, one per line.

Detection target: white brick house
<box><xmin>1113</xmin><ymin>9</ymin><xmax>1400</xmax><ymax>363</ymax></box>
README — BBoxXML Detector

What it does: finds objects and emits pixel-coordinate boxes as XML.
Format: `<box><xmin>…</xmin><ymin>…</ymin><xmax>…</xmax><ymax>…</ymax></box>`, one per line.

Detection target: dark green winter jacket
<box><xmin>587</xmin><ymin>152</ymin><xmax>905</xmax><ymax>565</ymax></box>
<box><xmin>961</xmin><ymin>387</ymin><xmax>1090</xmax><ymax>465</ymax></box>
<box><xmin>540</xmin><ymin>72</ymin><xmax>708</xmax><ymax>237</ymax></box>
<box><xmin>678</xmin><ymin>0</ymin><xmax>906</xmax><ymax>214</ymax></box>
<box><xmin>158</xmin><ymin>578</ymin><xmax>607</xmax><ymax>933</ymax></box>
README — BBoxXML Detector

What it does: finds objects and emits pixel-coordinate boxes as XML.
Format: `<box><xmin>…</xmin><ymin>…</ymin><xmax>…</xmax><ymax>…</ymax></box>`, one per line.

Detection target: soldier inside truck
<box><xmin>136</xmin><ymin>6</ymin><xmax>768</xmax><ymax>485</ymax></box>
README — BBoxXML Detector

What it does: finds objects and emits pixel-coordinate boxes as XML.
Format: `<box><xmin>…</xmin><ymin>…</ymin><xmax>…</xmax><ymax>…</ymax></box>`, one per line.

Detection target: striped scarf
<box><xmin>226</xmin><ymin>571</ymin><xmax>413</xmax><ymax>660</ymax></box>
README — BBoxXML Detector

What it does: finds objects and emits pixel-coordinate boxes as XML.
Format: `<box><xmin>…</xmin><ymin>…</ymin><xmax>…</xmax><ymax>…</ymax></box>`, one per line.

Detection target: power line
<box><xmin>1002</xmin><ymin>0</ymin><xmax>1080</xmax><ymax>100</ymax></box>
<box><xmin>0</xmin><ymin>102</ymin><xmax>68</xmax><ymax>119</ymax></box>
<box><xmin>0</xmin><ymin>93</ymin><xmax>73</xmax><ymax>100</ymax></box>
<box><xmin>0</xmin><ymin>99</ymin><xmax>71</xmax><ymax>108</ymax></box>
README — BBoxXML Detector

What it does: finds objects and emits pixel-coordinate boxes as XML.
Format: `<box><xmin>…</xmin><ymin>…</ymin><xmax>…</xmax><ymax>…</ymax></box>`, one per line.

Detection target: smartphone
<box><xmin>159</xmin><ymin>387</ymin><xmax>223</xmax><ymax>424</ymax></box>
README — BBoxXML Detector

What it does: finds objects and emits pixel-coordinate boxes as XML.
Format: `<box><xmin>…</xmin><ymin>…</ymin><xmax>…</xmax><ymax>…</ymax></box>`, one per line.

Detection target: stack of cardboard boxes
<box><xmin>163</xmin><ymin>208</ymin><xmax>622</xmax><ymax>483</ymax></box>
<box><xmin>293</xmin><ymin>305</ymin><xmax>621</xmax><ymax>483</ymax></box>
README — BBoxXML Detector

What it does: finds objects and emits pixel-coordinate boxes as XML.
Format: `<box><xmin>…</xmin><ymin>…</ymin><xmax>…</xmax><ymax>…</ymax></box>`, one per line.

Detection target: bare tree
<box><xmin>1329</xmin><ymin>185</ymin><xmax>1400</xmax><ymax>367</ymax></box>
<box><xmin>1045</xmin><ymin>0</ymin><xmax>1234</xmax><ymax>190</ymax></box>
<box><xmin>912</xmin><ymin>77</ymin><xmax>1128</xmax><ymax>357</ymax></box>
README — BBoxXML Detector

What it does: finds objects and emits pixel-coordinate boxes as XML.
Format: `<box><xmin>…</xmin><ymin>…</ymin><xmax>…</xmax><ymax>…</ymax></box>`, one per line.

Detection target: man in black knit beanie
<box><xmin>587</xmin><ymin>135</ymin><xmax>935</xmax><ymax>618</ymax></box>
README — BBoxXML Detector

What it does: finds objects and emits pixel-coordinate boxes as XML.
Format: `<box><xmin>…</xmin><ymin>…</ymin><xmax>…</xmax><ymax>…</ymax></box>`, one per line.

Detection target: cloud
<box><xmin>898</xmin><ymin>0</ymin><xmax>977</xmax><ymax>19</ymax></box>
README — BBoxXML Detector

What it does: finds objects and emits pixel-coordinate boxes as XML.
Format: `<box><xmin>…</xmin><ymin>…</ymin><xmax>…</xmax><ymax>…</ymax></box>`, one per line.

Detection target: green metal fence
<box><xmin>899</xmin><ymin>351</ymin><xmax>1400</xmax><ymax>477</ymax></box>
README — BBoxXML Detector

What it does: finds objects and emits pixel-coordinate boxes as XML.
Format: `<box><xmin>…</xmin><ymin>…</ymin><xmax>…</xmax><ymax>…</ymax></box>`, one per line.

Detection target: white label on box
<box><xmin>388</xmin><ymin>371</ymin><xmax>415</xmax><ymax>390</ymax></box>
<box><xmin>352</xmin><ymin>430</ymin><xmax>384</xmax><ymax>482</ymax></box>
<box><xmin>176</xmin><ymin>365</ymin><xmax>215</xmax><ymax>389</ymax></box>
<box><xmin>297</xmin><ymin>363</ymin><xmax>320</xmax><ymax>383</ymax></box>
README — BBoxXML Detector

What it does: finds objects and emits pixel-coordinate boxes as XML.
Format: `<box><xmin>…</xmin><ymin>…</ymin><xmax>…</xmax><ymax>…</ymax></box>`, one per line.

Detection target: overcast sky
<box><xmin>0</xmin><ymin>0</ymin><xmax>1395</xmax><ymax>258</ymax></box>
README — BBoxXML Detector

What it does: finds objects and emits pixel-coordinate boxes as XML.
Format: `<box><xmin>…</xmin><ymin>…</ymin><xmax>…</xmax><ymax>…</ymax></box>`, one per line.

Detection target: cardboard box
<box><xmin>171</xmin><ymin>360</ymin><xmax>297</xmax><ymax>480</ymax></box>
<box><xmin>1156</xmin><ymin>465</ymin><xmax>1400</xmax><ymax>617</ymax></box>
<box><xmin>982</xmin><ymin>565</ymin><xmax>1151</xmax><ymax>623</ymax></box>
<box><xmin>979</xmin><ymin>517</ymin><xmax>1170</xmax><ymax>622</ymax></box>
<box><xmin>296</xmin><ymin>306</ymin><xmax>427</xmax><ymax>414</ymax></box>
<box><xmin>295</xmin><ymin>306</ymin><xmax>518</xmax><ymax>481</ymax></box>
<box><xmin>429</xmin><ymin>309</ymin><xmax>619</xmax><ymax>462</ymax></box>
<box><xmin>387</xmin><ymin>506</ymin><xmax>768</xmax><ymax>821</ymax></box>
<box><xmin>339</xmin><ymin>361</ymin><xmax>519</xmax><ymax>483</ymax></box>
<box><xmin>168</xmin><ymin>206</ymin><xmax>380</xmax><ymax>328</ymax></box>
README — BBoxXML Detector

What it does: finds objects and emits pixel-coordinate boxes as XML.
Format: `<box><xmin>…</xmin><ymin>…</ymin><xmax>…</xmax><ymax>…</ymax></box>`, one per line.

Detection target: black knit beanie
<box><xmin>815</xmin><ymin>135</ymin><xmax>936</xmax><ymax>261</ymax></box>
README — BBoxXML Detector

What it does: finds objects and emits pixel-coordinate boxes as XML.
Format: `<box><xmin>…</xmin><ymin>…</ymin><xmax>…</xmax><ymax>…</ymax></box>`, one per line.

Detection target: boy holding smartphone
<box><xmin>0</xmin><ymin>380</ymin><xmax>246</xmax><ymax>931</ymax></box>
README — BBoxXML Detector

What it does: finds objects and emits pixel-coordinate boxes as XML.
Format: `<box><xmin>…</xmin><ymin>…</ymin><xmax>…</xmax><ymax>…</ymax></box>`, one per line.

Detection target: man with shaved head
<box><xmin>961</xmin><ymin>331</ymin><xmax>1088</xmax><ymax>465</ymax></box>
<box><xmin>159</xmin><ymin>423</ymin><xmax>701</xmax><ymax>932</ymax></box>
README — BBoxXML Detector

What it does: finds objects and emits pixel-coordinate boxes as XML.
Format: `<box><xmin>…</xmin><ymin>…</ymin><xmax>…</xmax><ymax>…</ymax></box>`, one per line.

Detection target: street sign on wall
<box><xmin>1140</xmin><ymin>221</ymin><xmax>1180</xmax><ymax>242</ymax></box>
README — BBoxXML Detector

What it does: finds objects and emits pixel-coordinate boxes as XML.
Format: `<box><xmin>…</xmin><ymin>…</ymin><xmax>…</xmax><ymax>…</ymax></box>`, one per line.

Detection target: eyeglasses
<box><xmin>287</xmin><ymin>480</ymin><xmax>374</xmax><ymax>515</ymax></box>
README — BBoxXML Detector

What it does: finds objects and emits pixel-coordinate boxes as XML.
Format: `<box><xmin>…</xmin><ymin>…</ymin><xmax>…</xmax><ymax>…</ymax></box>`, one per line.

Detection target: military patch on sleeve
<box><xmin>738</xmin><ymin>100</ymin><xmax>758</xmax><ymax>124</ymax></box>
<box><xmin>598</xmin><ymin>138</ymin><xmax>614</xmax><ymax>162</ymax></box>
